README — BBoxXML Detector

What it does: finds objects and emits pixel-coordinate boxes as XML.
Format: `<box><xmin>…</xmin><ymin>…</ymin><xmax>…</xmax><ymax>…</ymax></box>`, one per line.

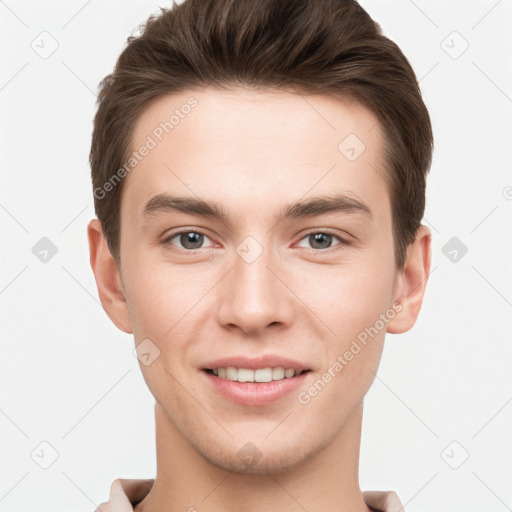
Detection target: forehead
<box><xmin>122</xmin><ymin>87</ymin><xmax>389</xmax><ymax>222</ymax></box>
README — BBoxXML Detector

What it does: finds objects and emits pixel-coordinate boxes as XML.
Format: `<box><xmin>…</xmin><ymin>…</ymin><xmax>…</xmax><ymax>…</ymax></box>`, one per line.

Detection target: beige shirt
<box><xmin>95</xmin><ymin>479</ymin><xmax>405</xmax><ymax>512</ymax></box>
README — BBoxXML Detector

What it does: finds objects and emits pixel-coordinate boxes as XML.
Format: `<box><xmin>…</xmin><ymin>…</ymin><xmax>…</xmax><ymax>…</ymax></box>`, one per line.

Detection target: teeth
<box><xmin>255</xmin><ymin>368</ymin><xmax>272</xmax><ymax>382</ymax></box>
<box><xmin>226</xmin><ymin>367</ymin><xmax>237</xmax><ymax>380</ymax></box>
<box><xmin>210</xmin><ymin>367</ymin><xmax>303</xmax><ymax>382</ymax></box>
<box><xmin>272</xmin><ymin>367</ymin><xmax>285</xmax><ymax>380</ymax></box>
<box><xmin>237</xmin><ymin>368</ymin><xmax>254</xmax><ymax>382</ymax></box>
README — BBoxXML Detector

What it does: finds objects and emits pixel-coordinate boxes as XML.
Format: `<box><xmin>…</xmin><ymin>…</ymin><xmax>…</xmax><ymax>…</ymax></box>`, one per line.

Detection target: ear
<box><xmin>87</xmin><ymin>219</ymin><xmax>133</xmax><ymax>334</ymax></box>
<box><xmin>387</xmin><ymin>225</ymin><xmax>432</xmax><ymax>334</ymax></box>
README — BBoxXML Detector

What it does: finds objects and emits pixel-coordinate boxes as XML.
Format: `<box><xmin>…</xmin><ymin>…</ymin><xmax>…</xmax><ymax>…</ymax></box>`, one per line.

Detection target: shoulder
<box><xmin>94</xmin><ymin>478</ymin><xmax>155</xmax><ymax>512</ymax></box>
<box><xmin>362</xmin><ymin>490</ymin><xmax>405</xmax><ymax>512</ymax></box>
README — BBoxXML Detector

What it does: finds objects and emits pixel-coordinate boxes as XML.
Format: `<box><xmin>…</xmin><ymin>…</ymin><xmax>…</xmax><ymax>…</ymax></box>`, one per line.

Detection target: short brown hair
<box><xmin>90</xmin><ymin>0</ymin><xmax>433</xmax><ymax>269</ymax></box>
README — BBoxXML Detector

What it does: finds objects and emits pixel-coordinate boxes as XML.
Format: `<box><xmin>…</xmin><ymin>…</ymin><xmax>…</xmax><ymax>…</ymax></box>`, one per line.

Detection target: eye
<box><xmin>163</xmin><ymin>230</ymin><xmax>215</xmax><ymax>251</ymax></box>
<box><xmin>296</xmin><ymin>231</ymin><xmax>346</xmax><ymax>251</ymax></box>
<box><xmin>162</xmin><ymin>229</ymin><xmax>347</xmax><ymax>252</ymax></box>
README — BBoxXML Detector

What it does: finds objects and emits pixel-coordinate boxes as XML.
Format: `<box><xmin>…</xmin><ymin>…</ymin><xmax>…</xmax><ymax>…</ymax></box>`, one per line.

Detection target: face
<box><xmin>116</xmin><ymin>87</ymin><xmax>402</xmax><ymax>473</ymax></box>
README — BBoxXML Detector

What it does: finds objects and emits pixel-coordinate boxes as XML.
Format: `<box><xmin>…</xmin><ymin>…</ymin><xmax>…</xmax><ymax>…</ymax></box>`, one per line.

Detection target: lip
<box><xmin>201</xmin><ymin>355</ymin><xmax>310</xmax><ymax>372</ymax></box>
<box><xmin>201</xmin><ymin>368</ymin><xmax>311</xmax><ymax>406</ymax></box>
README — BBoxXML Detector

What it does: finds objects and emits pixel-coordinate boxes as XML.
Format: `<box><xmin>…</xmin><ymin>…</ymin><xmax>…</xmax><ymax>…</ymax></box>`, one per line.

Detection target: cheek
<box><xmin>304</xmin><ymin>258</ymin><xmax>395</xmax><ymax>342</ymax></box>
<box><xmin>299</xmin><ymin>260</ymin><xmax>395</xmax><ymax>407</ymax></box>
<box><xmin>123</xmin><ymin>255</ymin><xmax>213</xmax><ymax>344</ymax></box>
<box><xmin>297</xmin><ymin>268</ymin><xmax>392</xmax><ymax>418</ymax></box>
<box><xmin>123</xmin><ymin>261</ymin><xmax>206</xmax><ymax>407</ymax></box>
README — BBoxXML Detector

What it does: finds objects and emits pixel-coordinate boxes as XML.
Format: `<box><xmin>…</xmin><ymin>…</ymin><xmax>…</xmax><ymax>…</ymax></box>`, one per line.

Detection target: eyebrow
<box><xmin>142</xmin><ymin>192</ymin><xmax>372</xmax><ymax>223</ymax></box>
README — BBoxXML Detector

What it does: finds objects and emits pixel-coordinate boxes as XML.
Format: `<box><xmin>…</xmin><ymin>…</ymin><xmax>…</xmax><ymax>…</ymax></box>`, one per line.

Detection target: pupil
<box><xmin>182</xmin><ymin>232</ymin><xmax>203</xmax><ymax>249</ymax></box>
<box><xmin>311</xmin><ymin>233</ymin><xmax>331</xmax><ymax>249</ymax></box>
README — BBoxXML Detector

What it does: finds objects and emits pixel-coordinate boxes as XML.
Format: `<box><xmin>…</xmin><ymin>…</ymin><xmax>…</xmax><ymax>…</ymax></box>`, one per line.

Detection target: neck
<box><xmin>135</xmin><ymin>402</ymin><xmax>372</xmax><ymax>512</ymax></box>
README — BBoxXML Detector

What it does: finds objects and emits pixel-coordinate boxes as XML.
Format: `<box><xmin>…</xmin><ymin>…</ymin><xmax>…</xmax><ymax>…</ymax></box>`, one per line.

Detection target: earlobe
<box><xmin>87</xmin><ymin>219</ymin><xmax>133</xmax><ymax>334</ymax></box>
<box><xmin>386</xmin><ymin>225</ymin><xmax>432</xmax><ymax>334</ymax></box>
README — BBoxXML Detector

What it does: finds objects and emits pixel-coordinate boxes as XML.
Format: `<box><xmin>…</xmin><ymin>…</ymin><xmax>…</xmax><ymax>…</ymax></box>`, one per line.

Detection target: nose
<box><xmin>216</xmin><ymin>240</ymin><xmax>295</xmax><ymax>336</ymax></box>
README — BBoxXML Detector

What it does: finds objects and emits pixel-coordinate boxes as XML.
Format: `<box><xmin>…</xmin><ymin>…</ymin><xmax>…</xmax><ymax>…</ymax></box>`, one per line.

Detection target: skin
<box><xmin>88</xmin><ymin>87</ymin><xmax>431</xmax><ymax>512</ymax></box>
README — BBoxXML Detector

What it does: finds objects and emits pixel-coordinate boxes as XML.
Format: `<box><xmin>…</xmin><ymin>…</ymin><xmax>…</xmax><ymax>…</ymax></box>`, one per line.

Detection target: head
<box><xmin>88</xmin><ymin>0</ymin><xmax>432</xmax><ymax>474</ymax></box>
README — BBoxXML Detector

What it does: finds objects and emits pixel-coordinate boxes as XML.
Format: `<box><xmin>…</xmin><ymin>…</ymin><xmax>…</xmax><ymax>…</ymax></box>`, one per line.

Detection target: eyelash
<box><xmin>162</xmin><ymin>229</ymin><xmax>349</xmax><ymax>254</ymax></box>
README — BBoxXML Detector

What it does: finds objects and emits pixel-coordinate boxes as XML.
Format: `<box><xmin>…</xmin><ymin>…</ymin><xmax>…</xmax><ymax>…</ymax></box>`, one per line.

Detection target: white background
<box><xmin>1</xmin><ymin>1</ymin><xmax>511</xmax><ymax>511</ymax></box>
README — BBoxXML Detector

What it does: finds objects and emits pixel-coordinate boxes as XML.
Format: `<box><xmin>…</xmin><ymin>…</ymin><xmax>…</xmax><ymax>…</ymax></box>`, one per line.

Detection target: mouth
<box><xmin>203</xmin><ymin>367</ymin><xmax>311</xmax><ymax>382</ymax></box>
<box><xmin>201</xmin><ymin>366</ymin><xmax>312</xmax><ymax>405</ymax></box>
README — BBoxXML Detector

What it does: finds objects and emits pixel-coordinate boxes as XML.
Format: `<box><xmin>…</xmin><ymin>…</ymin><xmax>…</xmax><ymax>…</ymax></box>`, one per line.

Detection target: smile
<box><xmin>206</xmin><ymin>367</ymin><xmax>309</xmax><ymax>382</ymax></box>
<box><xmin>201</xmin><ymin>367</ymin><xmax>312</xmax><ymax>406</ymax></box>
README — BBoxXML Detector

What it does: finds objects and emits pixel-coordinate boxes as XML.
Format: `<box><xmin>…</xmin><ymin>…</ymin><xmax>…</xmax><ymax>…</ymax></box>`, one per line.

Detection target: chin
<box><xmin>190</xmin><ymin>432</ymin><xmax>324</xmax><ymax>475</ymax></box>
<box><xmin>206</xmin><ymin>447</ymin><xmax>310</xmax><ymax>475</ymax></box>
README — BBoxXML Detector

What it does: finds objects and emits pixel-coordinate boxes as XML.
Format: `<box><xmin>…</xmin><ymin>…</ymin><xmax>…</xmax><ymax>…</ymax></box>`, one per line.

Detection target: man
<box><xmin>88</xmin><ymin>0</ymin><xmax>433</xmax><ymax>510</ymax></box>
